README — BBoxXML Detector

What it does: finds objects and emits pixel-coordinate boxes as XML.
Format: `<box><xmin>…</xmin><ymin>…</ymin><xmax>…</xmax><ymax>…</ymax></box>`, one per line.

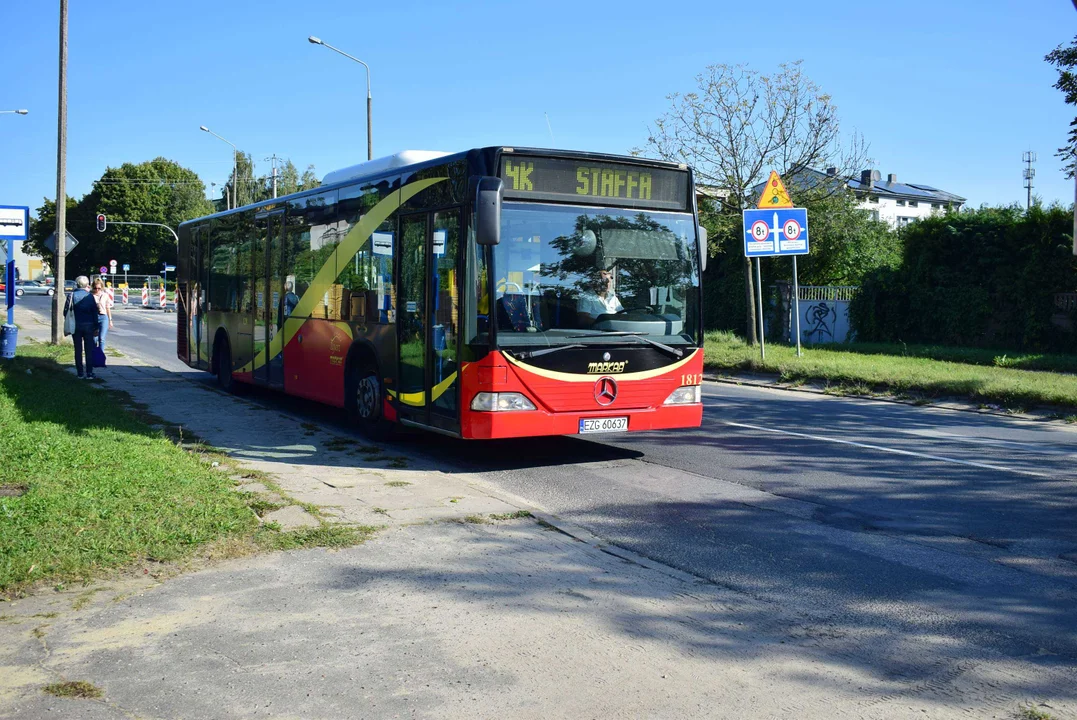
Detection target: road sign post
<box><xmin>744</xmin><ymin>173</ymin><xmax>810</xmax><ymax>359</ymax></box>
<box><xmin>755</xmin><ymin>257</ymin><xmax>765</xmax><ymax>361</ymax></box>
<box><xmin>792</xmin><ymin>256</ymin><xmax>802</xmax><ymax>357</ymax></box>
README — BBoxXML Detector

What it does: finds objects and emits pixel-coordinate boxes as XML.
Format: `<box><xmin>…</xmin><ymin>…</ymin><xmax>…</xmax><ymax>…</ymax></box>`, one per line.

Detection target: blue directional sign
<box><xmin>743</xmin><ymin>207</ymin><xmax>809</xmax><ymax>257</ymax></box>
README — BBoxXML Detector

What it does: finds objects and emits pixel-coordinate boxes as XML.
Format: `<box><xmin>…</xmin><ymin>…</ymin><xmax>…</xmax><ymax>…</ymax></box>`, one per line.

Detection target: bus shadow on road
<box><xmin>181</xmin><ymin>376</ymin><xmax>645</xmax><ymax>474</ymax></box>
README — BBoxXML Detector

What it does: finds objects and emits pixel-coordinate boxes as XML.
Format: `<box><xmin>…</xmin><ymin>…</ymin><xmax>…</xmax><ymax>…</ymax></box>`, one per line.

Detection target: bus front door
<box><xmin>396</xmin><ymin>210</ymin><xmax>462</xmax><ymax>434</ymax></box>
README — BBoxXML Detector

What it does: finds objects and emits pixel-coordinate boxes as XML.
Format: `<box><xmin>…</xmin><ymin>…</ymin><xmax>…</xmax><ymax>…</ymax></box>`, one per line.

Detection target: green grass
<box><xmin>42</xmin><ymin>681</ymin><xmax>103</xmax><ymax>699</ymax></box>
<box><xmin>489</xmin><ymin>510</ymin><xmax>533</xmax><ymax>521</ymax></box>
<box><xmin>704</xmin><ymin>331</ymin><xmax>1077</xmax><ymax>410</ymax></box>
<box><xmin>816</xmin><ymin>340</ymin><xmax>1077</xmax><ymax>374</ymax></box>
<box><xmin>1016</xmin><ymin>703</ymin><xmax>1057</xmax><ymax>720</ymax></box>
<box><xmin>0</xmin><ymin>343</ymin><xmax>374</xmax><ymax>596</ymax></box>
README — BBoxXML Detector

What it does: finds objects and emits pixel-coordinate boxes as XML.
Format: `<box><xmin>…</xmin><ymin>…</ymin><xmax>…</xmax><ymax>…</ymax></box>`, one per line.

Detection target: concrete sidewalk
<box><xmin>2</xmin><ymin>304</ymin><xmax>1071</xmax><ymax>719</ymax></box>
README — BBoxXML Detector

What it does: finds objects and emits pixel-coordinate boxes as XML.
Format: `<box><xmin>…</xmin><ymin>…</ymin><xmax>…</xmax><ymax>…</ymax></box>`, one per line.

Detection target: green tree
<box><xmin>25</xmin><ymin>158</ymin><xmax>213</xmax><ymax>275</ymax></box>
<box><xmin>1046</xmin><ymin>35</ymin><xmax>1077</xmax><ymax>177</ymax></box>
<box><xmin>83</xmin><ymin>157</ymin><xmax>213</xmax><ymax>272</ymax></box>
<box><xmin>643</xmin><ymin>61</ymin><xmax>869</xmax><ymax>341</ymax></box>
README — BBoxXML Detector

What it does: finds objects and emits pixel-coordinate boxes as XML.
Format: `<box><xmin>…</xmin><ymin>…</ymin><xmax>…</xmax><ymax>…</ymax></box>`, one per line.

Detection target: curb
<box><xmin>705</xmin><ymin>370</ymin><xmax>1077</xmax><ymax>427</ymax></box>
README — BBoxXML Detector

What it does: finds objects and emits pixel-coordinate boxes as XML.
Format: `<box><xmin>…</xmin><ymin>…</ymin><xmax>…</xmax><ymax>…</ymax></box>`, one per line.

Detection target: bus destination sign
<box><xmin>500</xmin><ymin>156</ymin><xmax>688</xmax><ymax>210</ymax></box>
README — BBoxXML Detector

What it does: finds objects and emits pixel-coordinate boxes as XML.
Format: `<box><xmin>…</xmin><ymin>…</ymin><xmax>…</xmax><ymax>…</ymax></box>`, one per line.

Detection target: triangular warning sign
<box><xmin>757</xmin><ymin>170</ymin><xmax>794</xmax><ymax>209</ymax></box>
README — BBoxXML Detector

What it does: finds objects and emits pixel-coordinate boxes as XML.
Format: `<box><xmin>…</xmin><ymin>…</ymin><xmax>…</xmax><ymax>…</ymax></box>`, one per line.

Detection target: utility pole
<box><xmin>1023</xmin><ymin>150</ymin><xmax>1036</xmax><ymax>211</ymax></box>
<box><xmin>51</xmin><ymin>0</ymin><xmax>68</xmax><ymax>344</ymax></box>
<box><xmin>266</xmin><ymin>153</ymin><xmax>282</xmax><ymax>198</ymax></box>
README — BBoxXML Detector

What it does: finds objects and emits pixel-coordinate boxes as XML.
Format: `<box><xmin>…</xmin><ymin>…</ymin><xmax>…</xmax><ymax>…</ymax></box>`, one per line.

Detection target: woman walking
<box><xmin>92</xmin><ymin>278</ymin><xmax>114</xmax><ymax>353</ymax></box>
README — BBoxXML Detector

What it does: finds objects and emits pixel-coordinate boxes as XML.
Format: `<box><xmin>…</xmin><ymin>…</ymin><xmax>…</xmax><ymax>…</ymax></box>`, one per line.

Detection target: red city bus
<box><xmin>177</xmin><ymin>147</ymin><xmax>706</xmax><ymax>439</ymax></box>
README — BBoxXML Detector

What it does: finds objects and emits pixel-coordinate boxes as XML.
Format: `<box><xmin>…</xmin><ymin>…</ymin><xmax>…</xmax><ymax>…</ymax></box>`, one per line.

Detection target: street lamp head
<box><xmin>308</xmin><ymin>35</ymin><xmax>323</xmax><ymax>45</ymax></box>
<box><xmin>199</xmin><ymin>125</ymin><xmax>209</xmax><ymax>132</ymax></box>
<box><xmin>16</xmin><ymin>109</ymin><xmax>28</xmax><ymax>115</ymax></box>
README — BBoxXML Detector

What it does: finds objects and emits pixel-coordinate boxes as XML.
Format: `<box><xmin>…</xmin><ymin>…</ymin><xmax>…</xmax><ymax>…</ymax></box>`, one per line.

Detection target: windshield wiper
<box><xmin>568</xmin><ymin>331</ymin><xmax>684</xmax><ymax>359</ymax></box>
<box><xmin>506</xmin><ymin>343</ymin><xmax>587</xmax><ymax>360</ymax></box>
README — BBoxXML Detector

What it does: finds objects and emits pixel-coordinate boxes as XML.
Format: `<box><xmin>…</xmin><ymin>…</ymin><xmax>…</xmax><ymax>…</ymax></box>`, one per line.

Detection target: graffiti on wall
<box><xmin>803</xmin><ymin>302</ymin><xmax>837</xmax><ymax>343</ymax></box>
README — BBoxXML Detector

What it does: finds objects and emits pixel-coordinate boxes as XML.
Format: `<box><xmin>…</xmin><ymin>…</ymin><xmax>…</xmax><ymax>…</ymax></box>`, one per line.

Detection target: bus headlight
<box><xmin>470</xmin><ymin>392</ymin><xmax>537</xmax><ymax>412</ymax></box>
<box><xmin>663</xmin><ymin>386</ymin><xmax>701</xmax><ymax>405</ymax></box>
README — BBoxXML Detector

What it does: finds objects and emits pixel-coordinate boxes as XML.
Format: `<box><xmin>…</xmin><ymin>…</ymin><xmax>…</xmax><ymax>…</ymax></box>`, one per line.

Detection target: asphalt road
<box><xmin>24</xmin><ymin>294</ymin><xmax>1077</xmax><ymax>680</ymax></box>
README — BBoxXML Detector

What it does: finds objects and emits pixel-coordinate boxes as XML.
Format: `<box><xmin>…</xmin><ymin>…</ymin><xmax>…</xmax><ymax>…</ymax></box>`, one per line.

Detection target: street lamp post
<box><xmin>308</xmin><ymin>35</ymin><xmax>372</xmax><ymax>161</ymax></box>
<box><xmin>200</xmin><ymin>125</ymin><xmax>238</xmax><ymax>209</ymax></box>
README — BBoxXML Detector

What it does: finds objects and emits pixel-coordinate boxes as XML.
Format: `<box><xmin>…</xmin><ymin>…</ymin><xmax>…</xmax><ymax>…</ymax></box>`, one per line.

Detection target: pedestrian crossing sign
<box><xmin>757</xmin><ymin>171</ymin><xmax>794</xmax><ymax>209</ymax></box>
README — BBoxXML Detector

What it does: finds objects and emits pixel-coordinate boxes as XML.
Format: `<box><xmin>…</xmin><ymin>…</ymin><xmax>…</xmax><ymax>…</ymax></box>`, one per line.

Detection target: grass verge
<box><xmin>704</xmin><ymin>331</ymin><xmax>1077</xmax><ymax>411</ymax></box>
<box><xmin>0</xmin><ymin>343</ymin><xmax>372</xmax><ymax>597</ymax></box>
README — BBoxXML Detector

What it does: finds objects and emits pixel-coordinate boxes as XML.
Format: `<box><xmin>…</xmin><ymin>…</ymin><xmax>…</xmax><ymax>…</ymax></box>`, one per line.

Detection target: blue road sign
<box><xmin>122</xmin><ymin>264</ymin><xmax>130</xmax><ymax>272</ymax></box>
<box><xmin>743</xmin><ymin>207</ymin><xmax>809</xmax><ymax>257</ymax></box>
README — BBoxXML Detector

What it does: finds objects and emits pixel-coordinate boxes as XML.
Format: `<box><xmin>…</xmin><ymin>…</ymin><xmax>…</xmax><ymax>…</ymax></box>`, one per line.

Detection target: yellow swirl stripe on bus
<box><xmin>238</xmin><ymin>177</ymin><xmax>447</xmax><ymax>374</ymax></box>
<box><xmin>388</xmin><ymin>371</ymin><xmax>458</xmax><ymax>406</ymax></box>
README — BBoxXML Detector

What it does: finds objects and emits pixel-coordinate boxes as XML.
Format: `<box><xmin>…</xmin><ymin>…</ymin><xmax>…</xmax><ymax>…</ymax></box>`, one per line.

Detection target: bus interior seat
<box><xmin>496</xmin><ymin>294</ymin><xmax>538</xmax><ymax>332</ymax></box>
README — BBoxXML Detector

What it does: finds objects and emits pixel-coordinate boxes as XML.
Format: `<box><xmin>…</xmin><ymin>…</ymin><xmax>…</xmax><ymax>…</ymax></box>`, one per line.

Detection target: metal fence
<box><xmin>1055</xmin><ymin>293</ymin><xmax>1077</xmax><ymax>312</ymax></box>
<box><xmin>796</xmin><ymin>285</ymin><xmax>859</xmax><ymax>302</ymax></box>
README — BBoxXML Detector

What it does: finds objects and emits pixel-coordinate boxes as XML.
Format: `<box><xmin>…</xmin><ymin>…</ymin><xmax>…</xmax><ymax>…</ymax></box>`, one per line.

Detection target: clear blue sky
<box><xmin>1</xmin><ymin>0</ymin><xmax>1074</xmax><ymax>215</ymax></box>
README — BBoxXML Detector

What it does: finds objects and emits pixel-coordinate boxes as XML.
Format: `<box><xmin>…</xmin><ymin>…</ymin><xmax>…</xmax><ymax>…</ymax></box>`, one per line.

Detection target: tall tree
<box><xmin>643</xmin><ymin>61</ymin><xmax>869</xmax><ymax>343</ymax></box>
<box><xmin>26</xmin><ymin>158</ymin><xmax>213</xmax><ymax>275</ymax></box>
<box><xmin>84</xmin><ymin>157</ymin><xmax>213</xmax><ymax>272</ymax></box>
<box><xmin>1046</xmin><ymin>36</ymin><xmax>1077</xmax><ymax>178</ymax></box>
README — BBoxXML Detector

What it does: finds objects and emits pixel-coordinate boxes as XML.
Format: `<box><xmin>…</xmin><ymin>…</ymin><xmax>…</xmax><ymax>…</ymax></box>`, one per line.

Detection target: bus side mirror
<box><xmin>697</xmin><ymin>225</ymin><xmax>708</xmax><ymax>273</ymax></box>
<box><xmin>474</xmin><ymin>176</ymin><xmax>503</xmax><ymax>246</ymax></box>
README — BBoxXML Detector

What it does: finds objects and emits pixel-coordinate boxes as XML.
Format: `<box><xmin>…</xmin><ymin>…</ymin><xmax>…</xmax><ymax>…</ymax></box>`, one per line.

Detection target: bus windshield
<box><xmin>489</xmin><ymin>203</ymin><xmax>701</xmax><ymax>350</ymax></box>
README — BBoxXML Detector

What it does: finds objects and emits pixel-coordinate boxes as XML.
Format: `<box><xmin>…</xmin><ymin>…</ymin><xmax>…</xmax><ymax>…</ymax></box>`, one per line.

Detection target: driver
<box><xmin>577</xmin><ymin>269</ymin><xmax>624</xmax><ymax>327</ymax></box>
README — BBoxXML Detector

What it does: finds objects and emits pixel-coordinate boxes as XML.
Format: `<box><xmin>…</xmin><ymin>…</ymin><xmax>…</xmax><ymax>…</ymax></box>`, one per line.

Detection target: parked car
<box><xmin>15</xmin><ymin>280</ymin><xmax>56</xmax><ymax>297</ymax></box>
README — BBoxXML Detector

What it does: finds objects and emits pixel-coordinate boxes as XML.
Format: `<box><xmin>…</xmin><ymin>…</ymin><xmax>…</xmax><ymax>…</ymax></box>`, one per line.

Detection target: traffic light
<box><xmin>96</xmin><ymin>214</ymin><xmax>106</xmax><ymax>232</ymax></box>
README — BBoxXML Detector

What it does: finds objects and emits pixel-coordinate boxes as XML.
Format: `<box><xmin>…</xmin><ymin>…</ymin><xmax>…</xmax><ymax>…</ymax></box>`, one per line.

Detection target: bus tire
<box><xmin>347</xmin><ymin>362</ymin><xmax>393</xmax><ymax>439</ymax></box>
<box><xmin>214</xmin><ymin>336</ymin><xmax>243</xmax><ymax>394</ymax></box>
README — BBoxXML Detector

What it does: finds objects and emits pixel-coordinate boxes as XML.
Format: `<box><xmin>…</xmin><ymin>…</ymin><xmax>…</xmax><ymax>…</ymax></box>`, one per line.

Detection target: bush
<box><xmin>850</xmin><ymin>205</ymin><xmax>1077</xmax><ymax>351</ymax></box>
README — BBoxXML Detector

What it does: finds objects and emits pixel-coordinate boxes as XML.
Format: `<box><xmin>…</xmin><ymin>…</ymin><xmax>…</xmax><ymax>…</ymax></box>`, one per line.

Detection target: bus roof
<box><xmin>180</xmin><ymin>146</ymin><xmax>689</xmax><ymax>228</ymax></box>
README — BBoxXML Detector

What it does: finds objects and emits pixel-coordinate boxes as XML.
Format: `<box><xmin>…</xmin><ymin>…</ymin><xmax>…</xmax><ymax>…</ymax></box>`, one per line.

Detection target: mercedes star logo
<box><xmin>594</xmin><ymin>376</ymin><xmax>618</xmax><ymax>406</ymax></box>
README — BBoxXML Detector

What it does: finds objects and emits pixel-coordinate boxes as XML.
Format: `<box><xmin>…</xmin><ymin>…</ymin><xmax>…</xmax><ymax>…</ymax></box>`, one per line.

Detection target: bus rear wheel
<box><xmin>347</xmin><ymin>363</ymin><xmax>392</xmax><ymax>439</ymax></box>
<box><xmin>216</xmin><ymin>337</ymin><xmax>238</xmax><ymax>393</ymax></box>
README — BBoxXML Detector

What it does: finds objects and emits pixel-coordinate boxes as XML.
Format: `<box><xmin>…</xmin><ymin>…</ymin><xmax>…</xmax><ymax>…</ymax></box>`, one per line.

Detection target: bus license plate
<box><xmin>579</xmin><ymin>417</ymin><xmax>628</xmax><ymax>434</ymax></box>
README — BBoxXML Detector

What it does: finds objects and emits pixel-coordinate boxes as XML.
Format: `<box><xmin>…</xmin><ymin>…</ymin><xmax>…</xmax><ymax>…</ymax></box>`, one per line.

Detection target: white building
<box><xmin>743</xmin><ymin>168</ymin><xmax>966</xmax><ymax>230</ymax></box>
<box><xmin>847</xmin><ymin>169</ymin><xmax>965</xmax><ymax>229</ymax></box>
